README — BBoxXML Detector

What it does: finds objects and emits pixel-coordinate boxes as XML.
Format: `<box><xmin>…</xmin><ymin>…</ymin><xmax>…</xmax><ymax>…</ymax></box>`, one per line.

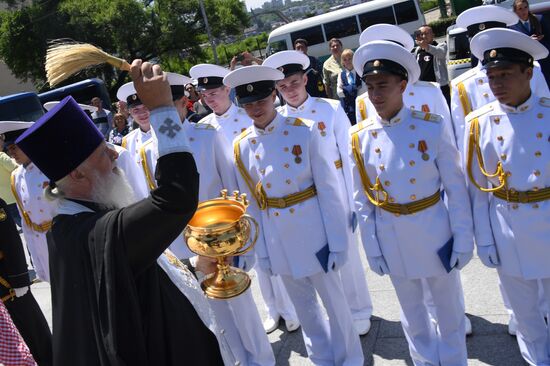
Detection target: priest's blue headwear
<box><xmin>15</xmin><ymin>96</ymin><xmax>104</xmax><ymax>182</ymax></box>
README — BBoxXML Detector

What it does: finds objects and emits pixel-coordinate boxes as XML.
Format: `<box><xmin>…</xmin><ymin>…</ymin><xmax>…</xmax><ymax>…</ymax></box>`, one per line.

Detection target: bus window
<box><xmin>448</xmin><ymin>32</ymin><xmax>470</xmax><ymax>60</ymax></box>
<box><xmin>358</xmin><ymin>6</ymin><xmax>395</xmax><ymax>30</ymax></box>
<box><xmin>323</xmin><ymin>16</ymin><xmax>360</xmax><ymax>40</ymax></box>
<box><xmin>394</xmin><ymin>0</ymin><xmax>419</xmax><ymax>24</ymax></box>
<box><xmin>267</xmin><ymin>40</ymin><xmax>289</xmax><ymax>55</ymax></box>
<box><xmin>0</xmin><ymin>93</ymin><xmax>44</xmax><ymax>122</ymax></box>
<box><xmin>290</xmin><ymin>25</ymin><xmax>325</xmax><ymax>46</ymax></box>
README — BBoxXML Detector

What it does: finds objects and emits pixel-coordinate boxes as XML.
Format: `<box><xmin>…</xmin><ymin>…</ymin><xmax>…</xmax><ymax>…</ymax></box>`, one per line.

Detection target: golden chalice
<box><xmin>184</xmin><ymin>189</ymin><xmax>259</xmax><ymax>299</ymax></box>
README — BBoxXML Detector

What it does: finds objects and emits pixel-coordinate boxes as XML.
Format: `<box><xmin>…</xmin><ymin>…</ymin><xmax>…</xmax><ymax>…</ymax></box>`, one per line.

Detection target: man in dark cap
<box><xmin>15</xmin><ymin>60</ymin><xmax>224</xmax><ymax>366</ymax></box>
<box><xmin>0</xmin><ymin>197</ymin><xmax>52</xmax><ymax>365</ymax></box>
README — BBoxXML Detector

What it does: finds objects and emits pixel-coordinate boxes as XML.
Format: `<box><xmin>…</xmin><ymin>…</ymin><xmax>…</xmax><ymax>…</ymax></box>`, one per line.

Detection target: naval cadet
<box><xmin>6</xmin><ymin>123</ymin><xmax>55</xmax><ymax>283</ymax></box>
<box><xmin>189</xmin><ymin>63</ymin><xmax>301</xmax><ymax>336</ymax></box>
<box><xmin>451</xmin><ymin>5</ymin><xmax>550</xmax><ymax>157</ymax></box>
<box><xmin>350</xmin><ymin>41</ymin><xmax>474</xmax><ymax>366</ymax></box>
<box><xmin>263</xmin><ymin>50</ymin><xmax>374</xmax><ymax>336</ymax></box>
<box><xmin>226</xmin><ymin>65</ymin><xmax>364</xmax><ymax>365</ymax></box>
<box><xmin>466</xmin><ymin>28</ymin><xmax>550</xmax><ymax>365</ymax></box>
<box><xmin>353</xmin><ymin>23</ymin><xmax>473</xmax><ymax>336</ymax></box>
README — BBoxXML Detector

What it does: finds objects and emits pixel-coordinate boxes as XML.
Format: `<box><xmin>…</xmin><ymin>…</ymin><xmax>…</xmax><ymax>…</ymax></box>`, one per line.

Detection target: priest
<box><xmin>15</xmin><ymin>60</ymin><xmax>224</xmax><ymax>366</ymax></box>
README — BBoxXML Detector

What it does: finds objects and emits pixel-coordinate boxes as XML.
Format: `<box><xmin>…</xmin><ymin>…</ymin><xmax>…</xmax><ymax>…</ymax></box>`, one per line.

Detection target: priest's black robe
<box><xmin>47</xmin><ymin>152</ymin><xmax>224</xmax><ymax>366</ymax></box>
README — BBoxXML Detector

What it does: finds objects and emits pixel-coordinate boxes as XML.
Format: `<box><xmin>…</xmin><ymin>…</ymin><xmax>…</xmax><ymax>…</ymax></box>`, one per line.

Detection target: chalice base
<box><xmin>201</xmin><ymin>267</ymin><xmax>251</xmax><ymax>299</ymax></box>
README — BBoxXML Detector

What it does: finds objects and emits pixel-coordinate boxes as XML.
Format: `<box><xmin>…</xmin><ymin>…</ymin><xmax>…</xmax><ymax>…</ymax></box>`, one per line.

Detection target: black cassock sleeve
<box><xmin>115</xmin><ymin>152</ymin><xmax>199</xmax><ymax>274</ymax></box>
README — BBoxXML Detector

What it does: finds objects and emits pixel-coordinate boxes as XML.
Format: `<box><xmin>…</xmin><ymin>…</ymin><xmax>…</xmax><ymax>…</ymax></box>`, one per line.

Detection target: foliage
<box><xmin>420</xmin><ymin>0</ymin><xmax>439</xmax><ymax>12</ymax></box>
<box><xmin>211</xmin><ymin>33</ymin><xmax>268</xmax><ymax>67</ymax></box>
<box><xmin>428</xmin><ymin>16</ymin><xmax>457</xmax><ymax>37</ymax></box>
<box><xmin>0</xmin><ymin>0</ymin><xmax>249</xmax><ymax>92</ymax></box>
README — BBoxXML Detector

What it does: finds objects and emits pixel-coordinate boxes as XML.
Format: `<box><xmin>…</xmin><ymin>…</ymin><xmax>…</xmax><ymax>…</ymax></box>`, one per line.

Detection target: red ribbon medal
<box><xmin>292</xmin><ymin>145</ymin><xmax>303</xmax><ymax>164</ymax></box>
<box><xmin>418</xmin><ymin>140</ymin><xmax>429</xmax><ymax>161</ymax></box>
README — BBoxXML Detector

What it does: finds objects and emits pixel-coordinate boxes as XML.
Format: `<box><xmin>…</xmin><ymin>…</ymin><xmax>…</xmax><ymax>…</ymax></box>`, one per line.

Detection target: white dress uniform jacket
<box><xmin>356</xmin><ymin>81</ymin><xmax>451</xmax><ymax>128</ymax></box>
<box><xmin>11</xmin><ymin>163</ymin><xmax>57</xmax><ymax>282</ymax></box>
<box><xmin>234</xmin><ymin>113</ymin><xmax>349</xmax><ymax>279</ymax></box>
<box><xmin>451</xmin><ymin>62</ymin><xmax>550</xmax><ymax>155</ymax></box>
<box><xmin>202</xmin><ymin>103</ymin><xmax>253</xmax><ymax>146</ymax></box>
<box><xmin>110</xmin><ymin>144</ymin><xmax>149</xmax><ymax>200</ymax></box>
<box><xmin>466</xmin><ymin>96</ymin><xmax>550</xmax><ymax>280</ymax></box>
<box><xmin>350</xmin><ymin>108</ymin><xmax>474</xmax><ymax>278</ymax></box>
<box><xmin>121</xmin><ymin>128</ymin><xmax>153</xmax><ymax>168</ymax></box>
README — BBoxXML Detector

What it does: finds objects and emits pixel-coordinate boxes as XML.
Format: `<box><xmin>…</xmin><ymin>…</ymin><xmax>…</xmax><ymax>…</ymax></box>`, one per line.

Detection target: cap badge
<box><xmin>479</xmin><ymin>23</ymin><xmax>486</xmax><ymax>30</ymax></box>
<box><xmin>489</xmin><ymin>49</ymin><xmax>497</xmax><ymax>58</ymax></box>
<box><xmin>278</xmin><ymin>66</ymin><xmax>284</xmax><ymax>72</ymax></box>
<box><xmin>373</xmin><ymin>60</ymin><xmax>381</xmax><ymax>67</ymax></box>
<box><xmin>131</xmin><ymin>94</ymin><xmax>137</xmax><ymax>101</ymax></box>
<box><xmin>246</xmin><ymin>84</ymin><xmax>254</xmax><ymax>92</ymax></box>
<box><xmin>203</xmin><ymin>77</ymin><xmax>208</xmax><ymax>84</ymax></box>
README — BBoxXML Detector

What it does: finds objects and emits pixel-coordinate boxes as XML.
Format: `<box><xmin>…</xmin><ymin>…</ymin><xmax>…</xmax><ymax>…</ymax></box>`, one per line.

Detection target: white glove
<box><xmin>14</xmin><ymin>287</ymin><xmax>29</xmax><ymax>298</ymax></box>
<box><xmin>237</xmin><ymin>255</ymin><xmax>256</xmax><ymax>272</ymax></box>
<box><xmin>367</xmin><ymin>255</ymin><xmax>390</xmax><ymax>276</ymax></box>
<box><xmin>450</xmin><ymin>250</ymin><xmax>473</xmax><ymax>270</ymax></box>
<box><xmin>477</xmin><ymin>245</ymin><xmax>500</xmax><ymax>268</ymax></box>
<box><xmin>327</xmin><ymin>251</ymin><xmax>348</xmax><ymax>271</ymax></box>
<box><xmin>257</xmin><ymin>257</ymin><xmax>272</xmax><ymax>276</ymax></box>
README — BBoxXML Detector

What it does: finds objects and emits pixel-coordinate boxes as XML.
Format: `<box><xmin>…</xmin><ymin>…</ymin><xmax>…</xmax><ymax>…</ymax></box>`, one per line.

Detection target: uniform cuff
<box><xmin>150</xmin><ymin>107</ymin><xmax>192</xmax><ymax>157</ymax></box>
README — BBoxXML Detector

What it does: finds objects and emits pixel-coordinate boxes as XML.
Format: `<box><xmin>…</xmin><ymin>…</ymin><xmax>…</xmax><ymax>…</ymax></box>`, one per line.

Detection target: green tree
<box><xmin>0</xmin><ymin>0</ymin><xmax>249</xmax><ymax>90</ymax></box>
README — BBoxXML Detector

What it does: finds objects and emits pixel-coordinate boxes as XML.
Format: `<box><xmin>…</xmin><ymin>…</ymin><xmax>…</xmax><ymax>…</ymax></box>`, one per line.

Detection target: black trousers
<box><xmin>5</xmin><ymin>291</ymin><xmax>53</xmax><ymax>366</ymax></box>
<box><xmin>441</xmin><ymin>84</ymin><xmax>451</xmax><ymax>108</ymax></box>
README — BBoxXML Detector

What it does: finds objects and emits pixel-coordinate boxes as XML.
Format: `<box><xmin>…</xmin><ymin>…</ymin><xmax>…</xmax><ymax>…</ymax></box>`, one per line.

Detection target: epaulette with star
<box><xmin>465</xmin><ymin>103</ymin><xmax>495</xmax><ymax>122</ymax></box>
<box><xmin>539</xmin><ymin>97</ymin><xmax>550</xmax><ymax>108</ymax></box>
<box><xmin>411</xmin><ymin>110</ymin><xmax>442</xmax><ymax>123</ymax></box>
<box><xmin>285</xmin><ymin>117</ymin><xmax>313</xmax><ymax>127</ymax></box>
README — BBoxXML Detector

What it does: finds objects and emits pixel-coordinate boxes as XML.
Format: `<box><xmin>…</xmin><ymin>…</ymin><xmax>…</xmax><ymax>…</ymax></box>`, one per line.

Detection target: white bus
<box><xmin>267</xmin><ymin>0</ymin><xmax>426</xmax><ymax>62</ymax></box>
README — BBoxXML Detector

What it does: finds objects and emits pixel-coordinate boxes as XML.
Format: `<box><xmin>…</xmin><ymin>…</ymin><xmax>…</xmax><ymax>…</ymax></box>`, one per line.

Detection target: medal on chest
<box><xmin>292</xmin><ymin>145</ymin><xmax>303</xmax><ymax>164</ymax></box>
<box><xmin>317</xmin><ymin>122</ymin><xmax>327</xmax><ymax>137</ymax></box>
<box><xmin>418</xmin><ymin>140</ymin><xmax>429</xmax><ymax>161</ymax></box>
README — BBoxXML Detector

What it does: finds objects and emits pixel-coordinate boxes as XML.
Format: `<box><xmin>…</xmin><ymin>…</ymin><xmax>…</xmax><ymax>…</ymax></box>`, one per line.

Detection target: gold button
<box><xmin>389</xmin><ymin>197</ymin><xmax>395</xmax><ymax>203</ymax></box>
<box><xmin>260</xmin><ymin>169</ymin><xmax>266</xmax><ymax>175</ymax></box>
<box><xmin>255</xmin><ymin>154</ymin><xmax>260</xmax><ymax>159</ymax></box>
<box><xmin>372</xmin><ymin>131</ymin><xmax>378</xmax><ymax>138</ymax></box>
<box><xmin>409</xmin><ymin>92</ymin><xmax>414</xmax><ymax>96</ymax></box>
<box><xmin>39</xmin><ymin>209</ymin><xmax>44</xmax><ymax>213</ymax></box>
<box><xmin>274</xmin><ymin>212</ymin><xmax>280</xmax><ymax>216</ymax></box>
<box><xmin>533</xmin><ymin>186</ymin><xmax>539</xmax><ymax>191</ymax></box>
<box><xmin>534</xmin><ymin>170</ymin><xmax>541</xmax><ymax>176</ymax></box>
<box><xmin>375</xmin><ymin>147</ymin><xmax>381</xmax><ymax>153</ymax></box>
<box><xmin>189</xmin><ymin>137</ymin><xmax>195</xmax><ymax>142</ymax></box>
<box><xmin>493</xmin><ymin>117</ymin><xmax>500</xmax><ymax>124</ymax></box>
<box><xmin>251</xmin><ymin>139</ymin><xmax>257</xmax><ymax>144</ymax></box>
<box><xmin>410</xmin><ymin>194</ymin><xmax>416</xmax><ymax>200</ymax></box>
<box><xmin>537</xmin><ymin>132</ymin><xmax>543</xmax><ymax>139</ymax></box>
<box><xmin>512</xmin><ymin>204</ymin><xmax>518</xmax><ymax>210</ymax></box>
<box><xmin>384</xmin><ymin>180</ymin><xmax>391</xmax><ymax>186</ymax></box>
<box><xmin>410</xmin><ymin>178</ymin><xmax>416</xmax><ymax>184</ymax></box>
<box><xmin>478</xmin><ymin>79</ymin><xmax>484</xmax><ymax>85</ymax></box>
<box><xmin>410</xmin><ymin>106</ymin><xmax>415</xmax><ymax>110</ymax></box>
<box><xmin>234</xmin><ymin>118</ymin><xmax>238</xmax><ymax>122</ymax></box>
<box><xmin>483</xmin><ymin>92</ymin><xmax>489</xmax><ymax>97</ymax></box>
<box><xmin>266</xmin><ymin>183</ymin><xmax>271</xmax><ymax>188</ymax></box>
<box><xmin>268</xmin><ymin>126</ymin><xmax>274</xmax><ymax>132</ymax></box>
<box><xmin>500</xmin><ymin>153</ymin><xmax>507</xmax><ymax>160</ymax></box>
<box><xmin>497</xmin><ymin>136</ymin><xmax>503</xmax><ymax>141</ymax></box>
<box><xmin>289</xmin><ymin>208</ymin><xmax>295</xmax><ymax>213</ymax></box>
<box><xmin>394</xmin><ymin>213</ymin><xmax>401</xmax><ymax>217</ymax></box>
<box><xmin>409</xmin><ymin>125</ymin><xmax>416</xmax><ymax>130</ymax></box>
<box><xmin>409</xmin><ymin>143</ymin><xmax>415</xmax><ymax>148</ymax></box>
<box><xmin>284</xmin><ymin>147</ymin><xmax>289</xmax><ymax>152</ymax></box>
<box><xmin>284</xmin><ymin>163</ymin><xmax>289</xmax><ymax>168</ymax></box>
<box><xmin>533</xmin><ymin>204</ymin><xmax>539</xmax><ymax>209</ymax></box>
<box><xmin>409</xmin><ymin>160</ymin><xmax>415</xmax><ymax>166</ymax></box>
<box><xmin>286</xmin><ymin>179</ymin><xmax>291</xmax><ymax>184</ymax></box>
<box><xmin>535</xmin><ymin>151</ymin><xmax>541</xmax><ymax>157</ymax></box>
<box><xmin>312</xmin><ymin>109</ymin><xmax>316</xmax><ymax>113</ymax></box>
<box><xmin>537</xmin><ymin>113</ymin><xmax>543</xmax><ymax>119</ymax></box>
<box><xmin>283</xmin><ymin>131</ymin><xmax>289</xmax><ymax>136</ymax></box>
<box><xmin>507</xmin><ymin>171</ymin><xmax>512</xmax><ymax>177</ymax></box>
<box><xmin>379</xmin><ymin>164</ymin><xmax>385</xmax><ymax>171</ymax></box>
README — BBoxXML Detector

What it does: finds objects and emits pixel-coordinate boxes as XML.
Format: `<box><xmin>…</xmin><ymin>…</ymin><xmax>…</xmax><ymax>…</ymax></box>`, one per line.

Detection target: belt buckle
<box><xmin>277</xmin><ymin>198</ymin><xmax>287</xmax><ymax>208</ymax></box>
<box><xmin>399</xmin><ymin>205</ymin><xmax>410</xmax><ymax>215</ymax></box>
<box><xmin>518</xmin><ymin>192</ymin><xmax>528</xmax><ymax>204</ymax></box>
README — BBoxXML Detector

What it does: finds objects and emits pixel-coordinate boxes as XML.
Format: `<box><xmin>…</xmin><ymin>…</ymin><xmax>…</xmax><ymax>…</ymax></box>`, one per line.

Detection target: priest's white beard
<box><xmin>90</xmin><ymin>167</ymin><xmax>137</xmax><ymax>210</ymax></box>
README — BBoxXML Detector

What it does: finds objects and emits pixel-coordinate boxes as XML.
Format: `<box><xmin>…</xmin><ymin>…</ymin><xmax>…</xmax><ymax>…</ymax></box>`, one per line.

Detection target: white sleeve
<box><xmin>149</xmin><ymin>107</ymin><xmax>192</xmax><ymax>157</ymax></box>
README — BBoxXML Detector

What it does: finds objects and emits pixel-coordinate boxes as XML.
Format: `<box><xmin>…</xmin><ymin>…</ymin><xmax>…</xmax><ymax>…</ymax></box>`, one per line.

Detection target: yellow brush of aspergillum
<box><xmin>45</xmin><ymin>41</ymin><xmax>131</xmax><ymax>86</ymax></box>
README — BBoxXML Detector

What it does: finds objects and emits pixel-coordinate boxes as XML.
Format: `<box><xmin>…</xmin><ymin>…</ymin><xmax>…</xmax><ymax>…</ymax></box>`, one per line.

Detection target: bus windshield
<box><xmin>39</xmin><ymin>78</ymin><xmax>111</xmax><ymax>110</ymax></box>
<box><xmin>0</xmin><ymin>92</ymin><xmax>44</xmax><ymax>122</ymax></box>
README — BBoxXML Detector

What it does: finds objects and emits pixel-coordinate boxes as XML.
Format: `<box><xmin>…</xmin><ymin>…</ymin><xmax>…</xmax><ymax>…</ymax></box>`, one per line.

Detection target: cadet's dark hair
<box><xmin>294</xmin><ymin>38</ymin><xmax>308</xmax><ymax>47</ymax></box>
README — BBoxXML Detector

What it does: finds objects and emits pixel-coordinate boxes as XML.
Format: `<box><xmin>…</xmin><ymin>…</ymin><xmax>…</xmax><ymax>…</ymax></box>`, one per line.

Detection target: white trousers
<box><xmin>255</xmin><ymin>266</ymin><xmax>298</xmax><ymax>321</ymax></box>
<box><xmin>423</xmin><ymin>270</ymin><xmax>465</xmax><ymax>321</ymax></box>
<box><xmin>498</xmin><ymin>272</ymin><xmax>550</xmax><ymax>366</ymax></box>
<box><xmin>281</xmin><ymin>271</ymin><xmax>364</xmax><ymax>366</ymax></box>
<box><xmin>23</xmin><ymin>230</ymin><xmax>50</xmax><ymax>282</ymax></box>
<box><xmin>391</xmin><ymin>272</ymin><xmax>467</xmax><ymax>366</ymax></box>
<box><xmin>339</xmin><ymin>231</ymin><xmax>373</xmax><ymax>321</ymax></box>
<box><xmin>499</xmin><ymin>278</ymin><xmax>549</xmax><ymax>324</ymax></box>
<box><xmin>208</xmin><ymin>289</ymin><xmax>275</xmax><ymax>366</ymax></box>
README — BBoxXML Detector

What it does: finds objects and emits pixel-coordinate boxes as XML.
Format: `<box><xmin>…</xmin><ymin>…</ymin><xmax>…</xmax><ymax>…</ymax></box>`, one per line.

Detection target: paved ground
<box><xmin>30</xmin><ymin>243</ymin><xmax>528</xmax><ymax>365</ymax></box>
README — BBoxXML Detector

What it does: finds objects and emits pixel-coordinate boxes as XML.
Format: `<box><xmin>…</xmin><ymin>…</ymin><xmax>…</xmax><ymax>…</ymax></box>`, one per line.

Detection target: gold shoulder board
<box><xmin>285</xmin><ymin>117</ymin><xmax>311</xmax><ymax>127</ymax></box>
<box><xmin>465</xmin><ymin>103</ymin><xmax>495</xmax><ymax>123</ymax></box>
<box><xmin>194</xmin><ymin>122</ymin><xmax>216</xmax><ymax>130</ymax></box>
<box><xmin>451</xmin><ymin>67</ymin><xmax>476</xmax><ymax>87</ymax></box>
